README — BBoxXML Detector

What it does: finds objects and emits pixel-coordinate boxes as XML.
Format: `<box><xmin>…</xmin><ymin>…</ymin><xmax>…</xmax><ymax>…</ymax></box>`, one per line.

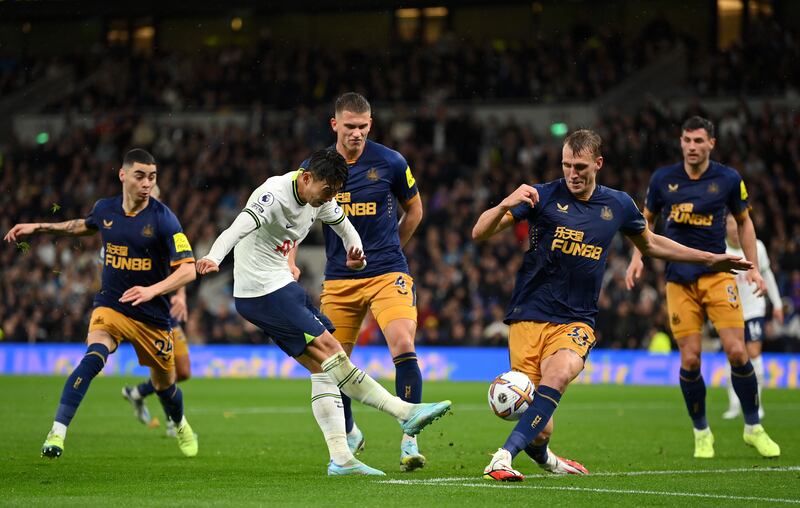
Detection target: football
<box><xmin>487</xmin><ymin>371</ymin><xmax>534</xmax><ymax>421</ymax></box>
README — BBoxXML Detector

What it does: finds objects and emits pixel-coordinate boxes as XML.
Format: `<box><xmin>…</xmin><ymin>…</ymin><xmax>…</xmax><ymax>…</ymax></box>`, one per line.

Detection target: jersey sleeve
<box><xmin>727</xmin><ymin>172</ymin><xmax>749</xmax><ymax>216</ymax></box>
<box><xmin>389</xmin><ymin>153</ymin><xmax>419</xmax><ymax>204</ymax></box>
<box><xmin>84</xmin><ymin>200</ymin><xmax>102</xmax><ymax>230</ymax></box>
<box><xmin>509</xmin><ymin>183</ymin><xmax>544</xmax><ymax>222</ymax></box>
<box><xmin>756</xmin><ymin>240</ymin><xmax>770</xmax><ymax>272</ymax></box>
<box><xmin>242</xmin><ymin>186</ymin><xmax>282</xmax><ymax>228</ymax></box>
<box><xmin>319</xmin><ymin>200</ymin><xmax>346</xmax><ymax>226</ymax></box>
<box><xmin>159</xmin><ymin>208</ymin><xmax>195</xmax><ymax>266</ymax></box>
<box><xmin>644</xmin><ymin>173</ymin><xmax>663</xmax><ymax>214</ymax></box>
<box><xmin>620</xmin><ymin>193</ymin><xmax>647</xmax><ymax>236</ymax></box>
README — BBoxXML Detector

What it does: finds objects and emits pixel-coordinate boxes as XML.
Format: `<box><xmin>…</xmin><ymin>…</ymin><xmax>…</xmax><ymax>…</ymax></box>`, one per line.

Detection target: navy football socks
<box><xmin>503</xmin><ymin>385</ymin><xmax>562</xmax><ymax>458</ymax></box>
<box><xmin>394</xmin><ymin>352</ymin><xmax>422</xmax><ymax>404</ymax></box>
<box><xmin>731</xmin><ymin>361</ymin><xmax>760</xmax><ymax>425</ymax></box>
<box><xmin>54</xmin><ymin>343</ymin><xmax>109</xmax><ymax>426</ymax></box>
<box><xmin>136</xmin><ymin>379</ymin><xmax>156</xmax><ymax>398</ymax></box>
<box><xmin>679</xmin><ymin>368</ymin><xmax>708</xmax><ymax>429</ymax></box>
<box><xmin>524</xmin><ymin>438</ymin><xmax>550</xmax><ymax>464</ymax></box>
<box><xmin>156</xmin><ymin>384</ymin><xmax>185</xmax><ymax>424</ymax></box>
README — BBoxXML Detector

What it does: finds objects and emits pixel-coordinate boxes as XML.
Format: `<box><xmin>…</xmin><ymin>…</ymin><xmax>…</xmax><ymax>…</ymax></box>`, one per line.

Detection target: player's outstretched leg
<box><xmin>311</xmin><ymin>373</ymin><xmax>384</xmax><ymax>476</ymax></box>
<box><xmin>42</xmin><ymin>343</ymin><xmax>110</xmax><ymax>458</ymax></box>
<box><xmin>156</xmin><ymin>383</ymin><xmax>197</xmax><ymax>457</ymax></box>
<box><xmin>394</xmin><ymin>352</ymin><xmax>425</xmax><ymax>472</ymax></box>
<box><xmin>525</xmin><ymin>439</ymin><xmax>589</xmax><ymax>475</ymax></box>
<box><xmin>320</xmin><ymin>352</ymin><xmax>451</xmax><ymax>436</ymax></box>
<box><xmin>122</xmin><ymin>381</ymin><xmax>155</xmax><ymax>426</ymax></box>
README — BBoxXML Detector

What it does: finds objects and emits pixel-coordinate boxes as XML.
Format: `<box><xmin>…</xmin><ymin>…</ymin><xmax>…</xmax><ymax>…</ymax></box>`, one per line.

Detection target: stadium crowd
<box><xmin>2</xmin><ymin>98</ymin><xmax>800</xmax><ymax>350</ymax></box>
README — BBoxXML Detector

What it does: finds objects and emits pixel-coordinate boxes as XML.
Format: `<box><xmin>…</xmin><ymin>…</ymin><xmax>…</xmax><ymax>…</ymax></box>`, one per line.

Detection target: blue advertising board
<box><xmin>0</xmin><ymin>344</ymin><xmax>798</xmax><ymax>388</ymax></box>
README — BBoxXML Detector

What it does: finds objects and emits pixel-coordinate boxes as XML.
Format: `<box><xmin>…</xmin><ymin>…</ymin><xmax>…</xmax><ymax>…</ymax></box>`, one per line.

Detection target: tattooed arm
<box><xmin>4</xmin><ymin>219</ymin><xmax>97</xmax><ymax>242</ymax></box>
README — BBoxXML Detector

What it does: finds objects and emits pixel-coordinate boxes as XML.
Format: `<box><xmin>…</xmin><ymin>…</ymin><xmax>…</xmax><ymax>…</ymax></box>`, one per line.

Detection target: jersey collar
<box><xmin>291</xmin><ymin>170</ymin><xmax>307</xmax><ymax>206</ymax></box>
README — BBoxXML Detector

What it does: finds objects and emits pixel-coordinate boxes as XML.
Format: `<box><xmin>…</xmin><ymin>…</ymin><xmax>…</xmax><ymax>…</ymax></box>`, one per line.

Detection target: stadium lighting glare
<box><xmin>396</xmin><ymin>8</ymin><xmax>421</xmax><ymax>19</ymax></box>
<box><xmin>36</xmin><ymin>132</ymin><xmax>49</xmax><ymax>144</ymax></box>
<box><xmin>231</xmin><ymin>17</ymin><xmax>243</xmax><ymax>31</ymax></box>
<box><xmin>550</xmin><ymin>122</ymin><xmax>568</xmax><ymax>137</ymax></box>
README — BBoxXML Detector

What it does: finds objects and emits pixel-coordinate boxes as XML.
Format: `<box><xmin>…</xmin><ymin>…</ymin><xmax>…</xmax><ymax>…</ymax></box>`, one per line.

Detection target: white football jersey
<box><xmin>726</xmin><ymin>239</ymin><xmax>779</xmax><ymax>320</ymax></box>
<box><xmin>232</xmin><ymin>170</ymin><xmax>346</xmax><ymax>297</ymax></box>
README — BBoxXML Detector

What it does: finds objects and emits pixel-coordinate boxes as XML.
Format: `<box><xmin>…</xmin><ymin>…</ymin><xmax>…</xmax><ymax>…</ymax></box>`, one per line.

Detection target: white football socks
<box><xmin>50</xmin><ymin>422</ymin><xmax>67</xmax><ymax>438</ymax></box>
<box><xmin>321</xmin><ymin>352</ymin><xmax>413</xmax><ymax>420</ymax></box>
<box><xmin>310</xmin><ymin>373</ymin><xmax>353</xmax><ymax>466</ymax></box>
<box><xmin>752</xmin><ymin>355</ymin><xmax>764</xmax><ymax>407</ymax></box>
<box><xmin>724</xmin><ymin>362</ymin><xmax>740</xmax><ymax>411</ymax></box>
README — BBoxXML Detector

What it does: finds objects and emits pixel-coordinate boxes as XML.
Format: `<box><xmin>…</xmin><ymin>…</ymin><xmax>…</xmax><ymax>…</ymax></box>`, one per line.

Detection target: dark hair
<box><xmin>681</xmin><ymin>116</ymin><xmax>715</xmax><ymax>138</ymax></box>
<box><xmin>306</xmin><ymin>149</ymin><xmax>348</xmax><ymax>189</ymax></box>
<box><xmin>564</xmin><ymin>129</ymin><xmax>602</xmax><ymax>158</ymax></box>
<box><xmin>123</xmin><ymin>148</ymin><xmax>156</xmax><ymax>167</ymax></box>
<box><xmin>335</xmin><ymin>92</ymin><xmax>371</xmax><ymax>115</ymax></box>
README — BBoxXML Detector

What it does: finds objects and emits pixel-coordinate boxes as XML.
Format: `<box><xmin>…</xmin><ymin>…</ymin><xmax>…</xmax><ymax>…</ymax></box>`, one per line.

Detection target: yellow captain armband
<box><xmin>173</xmin><ymin>232</ymin><xmax>192</xmax><ymax>253</ymax></box>
<box><xmin>405</xmin><ymin>166</ymin><xmax>416</xmax><ymax>188</ymax></box>
<box><xmin>740</xmin><ymin>180</ymin><xmax>749</xmax><ymax>201</ymax></box>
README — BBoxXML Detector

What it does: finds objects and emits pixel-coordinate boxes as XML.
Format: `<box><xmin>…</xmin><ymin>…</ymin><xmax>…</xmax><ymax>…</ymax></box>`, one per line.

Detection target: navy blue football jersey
<box><xmin>645</xmin><ymin>161</ymin><xmax>749</xmax><ymax>284</ymax></box>
<box><xmin>86</xmin><ymin>196</ymin><xmax>194</xmax><ymax>329</ymax></box>
<box><xmin>301</xmin><ymin>140</ymin><xmax>419</xmax><ymax>280</ymax></box>
<box><xmin>506</xmin><ymin>179</ymin><xmax>646</xmax><ymax>328</ymax></box>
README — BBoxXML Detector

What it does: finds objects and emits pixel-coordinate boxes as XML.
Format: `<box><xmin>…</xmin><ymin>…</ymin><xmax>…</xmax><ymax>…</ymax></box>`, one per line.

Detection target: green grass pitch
<box><xmin>0</xmin><ymin>376</ymin><xmax>797</xmax><ymax>507</ymax></box>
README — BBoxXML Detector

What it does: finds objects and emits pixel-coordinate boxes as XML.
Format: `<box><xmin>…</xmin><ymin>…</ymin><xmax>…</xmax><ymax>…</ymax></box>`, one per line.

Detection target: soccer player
<box><xmin>626</xmin><ymin>116</ymin><xmax>780</xmax><ymax>459</ymax></box>
<box><xmin>121</xmin><ymin>184</ymin><xmax>193</xmax><ymax>437</ymax></box>
<box><xmin>293</xmin><ymin>92</ymin><xmax>427</xmax><ymax>471</ymax></box>
<box><xmin>722</xmin><ymin>213</ymin><xmax>783</xmax><ymax>419</ymax></box>
<box><xmin>474</xmin><ymin>129</ymin><xmax>753</xmax><ymax>481</ymax></box>
<box><xmin>4</xmin><ymin>149</ymin><xmax>199</xmax><ymax>459</ymax></box>
<box><xmin>195</xmin><ymin>149</ymin><xmax>450</xmax><ymax>476</ymax></box>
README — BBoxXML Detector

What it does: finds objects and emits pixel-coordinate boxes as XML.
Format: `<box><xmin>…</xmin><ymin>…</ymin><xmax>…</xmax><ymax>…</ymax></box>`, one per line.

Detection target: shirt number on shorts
<box><xmin>394</xmin><ymin>275</ymin><xmax>409</xmax><ymax>295</ymax></box>
<box><xmin>154</xmin><ymin>338</ymin><xmax>174</xmax><ymax>358</ymax></box>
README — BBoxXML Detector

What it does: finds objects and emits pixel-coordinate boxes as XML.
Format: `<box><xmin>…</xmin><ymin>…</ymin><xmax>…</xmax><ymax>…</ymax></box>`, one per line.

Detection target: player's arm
<box><xmin>287</xmin><ymin>244</ymin><xmax>301</xmax><ymax>281</ymax></box>
<box><xmin>627</xmin><ymin>228</ymin><xmax>752</xmax><ymax>273</ymax></box>
<box><xmin>398</xmin><ymin>194</ymin><xmax>423</xmax><ymax>248</ymax></box>
<box><xmin>4</xmin><ymin>219</ymin><xmax>96</xmax><ymax>242</ymax></box>
<box><xmin>472</xmin><ymin>184</ymin><xmax>538</xmax><ymax>242</ymax></box>
<box><xmin>196</xmin><ymin>211</ymin><xmax>259</xmax><ymax>275</ymax></box>
<box><xmin>734</xmin><ymin>210</ymin><xmax>766</xmax><ymax>296</ymax></box>
<box><xmin>328</xmin><ymin>216</ymin><xmax>367</xmax><ymax>270</ymax></box>
<box><xmin>625</xmin><ymin>208</ymin><xmax>657</xmax><ymax>290</ymax></box>
<box><xmin>120</xmin><ymin>262</ymin><xmax>196</xmax><ymax>307</ymax></box>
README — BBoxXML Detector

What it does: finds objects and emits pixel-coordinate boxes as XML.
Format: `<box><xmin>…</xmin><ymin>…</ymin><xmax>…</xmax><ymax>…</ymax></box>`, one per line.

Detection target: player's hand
<box><xmin>500</xmin><ymin>184</ymin><xmax>539</xmax><ymax>210</ymax></box>
<box><xmin>707</xmin><ymin>254</ymin><xmax>753</xmax><ymax>274</ymax></box>
<box><xmin>625</xmin><ymin>258</ymin><xmax>644</xmax><ymax>290</ymax></box>
<box><xmin>4</xmin><ymin>223</ymin><xmax>37</xmax><ymax>242</ymax></box>
<box><xmin>746</xmin><ymin>268</ymin><xmax>767</xmax><ymax>297</ymax></box>
<box><xmin>290</xmin><ymin>264</ymin><xmax>301</xmax><ymax>281</ymax></box>
<box><xmin>170</xmin><ymin>293</ymin><xmax>188</xmax><ymax>321</ymax></box>
<box><xmin>196</xmin><ymin>258</ymin><xmax>219</xmax><ymax>275</ymax></box>
<box><xmin>773</xmin><ymin>305</ymin><xmax>784</xmax><ymax>324</ymax></box>
<box><xmin>346</xmin><ymin>246</ymin><xmax>366</xmax><ymax>271</ymax></box>
<box><xmin>119</xmin><ymin>286</ymin><xmax>158</xmax><ymax>307</ymax></box>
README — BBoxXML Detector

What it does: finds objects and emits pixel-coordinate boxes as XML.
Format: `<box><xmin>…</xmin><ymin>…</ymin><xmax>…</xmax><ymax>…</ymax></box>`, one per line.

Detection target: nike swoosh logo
<box><xmin>286</xmin><ymin>224</ymin><xmax>294</xmax><ymax>229</ymax></box>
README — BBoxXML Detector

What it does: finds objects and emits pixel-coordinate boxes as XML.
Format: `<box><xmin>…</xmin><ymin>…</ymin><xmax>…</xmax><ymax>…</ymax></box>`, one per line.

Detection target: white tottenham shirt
<box><xmin>203</xmin><ymin>170</ymin><xmax>363</xmax><ymax>298</ymax></box>
<box><xmin>726</xmin><ymin>238</ymin><xmax>782</xmax><ymax>320</ymax></box>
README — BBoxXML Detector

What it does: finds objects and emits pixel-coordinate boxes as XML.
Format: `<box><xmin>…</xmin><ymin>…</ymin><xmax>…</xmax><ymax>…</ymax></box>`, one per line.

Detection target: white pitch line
<box><xmin>421</xmin><ymin>483</ymin><xmax>800</xmax><ymax>505</ymax></box>
<box><xmin>379</xmin><ymin>466</ymin><xmax>800</xmax><ymax>484</ymax></box>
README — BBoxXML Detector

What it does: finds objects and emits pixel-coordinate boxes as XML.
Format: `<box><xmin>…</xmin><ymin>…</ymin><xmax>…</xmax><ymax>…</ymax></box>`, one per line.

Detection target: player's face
<box><xmin>331</xmin><ymin>110</ymin><xmax>371</xmax><ymax>154</ymax></box>
<box><xmin>561</xmin><ymin>145</ymin><xmax>602</xmax><ymax>198</ymax></box>
<box><xmin>680</xmin><ymin>128</ymin><xmax>715</xmax><ymax>167</ymax></box>
<box><xmin>302</xmin><ymin>173</ymin><xmax>340</xmax><ymax>207</ymax></box>
<box><xmin>120</xmin><ymin>162</ymin><xmax>157</xmax><ymax>202</ymax></box>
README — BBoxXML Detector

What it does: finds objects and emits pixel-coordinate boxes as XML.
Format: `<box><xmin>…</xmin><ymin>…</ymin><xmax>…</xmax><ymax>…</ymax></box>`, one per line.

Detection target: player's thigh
<box><xmin>718</xmin><ymin>327</ymin><xmax>748</xmax><ymax>364</ymax></box>
<box><xmin>89</xmin><ymin>307</ymin><xmax>174</xmax><ymax>373</ymax></box>
<box><xmin>235</xmin><ymin>283</ymin><xmax>335</xmax><ymax>359</ymax></box>
<box><xmin>540</xmin><ymin>341</ymin><xmax>592</xmax><ymax>393</ymax></box>
<box><xmin>368</xmin><ymin>273</ymin><xmax>418</xmax><ymax>346</ymax></box>
<box><xmin>701</xmin><ymin>273</ymin><xmax>745</xmax><ymax>332</ymax></box>
<box><xmin>172</xmin><ymin>326</ymin><xmax>191</xmax><ymax>381</ymax></box>
<box><xmin>508</xmin><ymin>321</ymin><xmax>548</xmax><ymax>386</ymax></box>
<box><xmin>666</xmin><ymin>281</ymin><xmax>705</xmax><ymax>338</ymax></box>
<box><xmin>321</xmin><ymin>279</ymin><xmax>369</xmax><ymax>346</ymax></box>
<box><xmin>86</xmin><ymin>329</ymin><xmax>117</xmax><ymax>352</ymax></box>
